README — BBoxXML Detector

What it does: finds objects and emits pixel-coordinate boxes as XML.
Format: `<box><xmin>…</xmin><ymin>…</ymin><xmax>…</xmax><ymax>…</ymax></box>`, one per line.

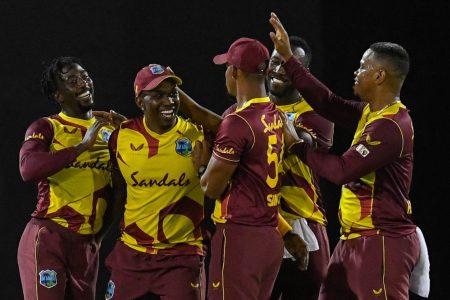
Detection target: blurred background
<box><xmin>1</xmin><ymin>1</ymin><xmax>448</xmax><ymax>298</ymax></box>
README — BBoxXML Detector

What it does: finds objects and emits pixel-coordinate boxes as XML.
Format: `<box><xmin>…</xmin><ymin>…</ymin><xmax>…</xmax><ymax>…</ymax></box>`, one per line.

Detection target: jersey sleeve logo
<box><xmin>175</xmin><ymin>138</ymin><xmax>193</xmax><ymax>156</ymax></box>
<box><xmin>25</xmin><ymin>132</ymin><xmax>44</xmax><ymax>141</ymax></box>
<box><xmin>214</xmin><ymin>145</ymin><xmax>235</xmax><ymax>155</ymax></box>
<box><xmin>355</xmin><ymin>144</ymin><xmax>370</xmax><ymax>157</ymax></box>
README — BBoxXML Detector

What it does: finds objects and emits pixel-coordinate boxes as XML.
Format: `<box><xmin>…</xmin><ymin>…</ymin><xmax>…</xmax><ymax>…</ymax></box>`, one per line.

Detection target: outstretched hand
<box><xmin>75</xmin><ymin>119</ymin><xmax>110</xmax><ymax>155</ymax></box>
<box><xmin>93</xmin><ymin>110</ymin><xmax>127</xmax><ymax>129</ymax></box>
<box><xmin>279</xmin><ymin>111</ymin><xmax>303</xmax><ymax>150</ymax></box>
<box><xmin>283</xmin><ymin>231</ymin><xmax>309</xmax><ymax>271</ymax></box>
<box><xmin>269</xmin><ymin>12</ymin><xmax>293</xmax><ymax>61</ymax></box>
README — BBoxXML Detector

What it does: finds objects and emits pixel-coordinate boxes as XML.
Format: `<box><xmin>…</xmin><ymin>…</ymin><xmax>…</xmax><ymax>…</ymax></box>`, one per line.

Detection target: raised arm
<box><xmin>177</xmin><ymin>87</ymin><xmax>223</xmax><ymax>133</ymax></box>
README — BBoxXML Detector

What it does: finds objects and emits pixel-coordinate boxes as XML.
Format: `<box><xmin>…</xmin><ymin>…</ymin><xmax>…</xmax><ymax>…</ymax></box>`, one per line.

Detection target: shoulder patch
<box><xmin>355</xmin><ymin>144</ymin><xmax>370</xmax><ymax>157</ymax></box>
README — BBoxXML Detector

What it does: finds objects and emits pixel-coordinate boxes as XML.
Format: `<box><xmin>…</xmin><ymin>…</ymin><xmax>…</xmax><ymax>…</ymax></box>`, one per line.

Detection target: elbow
<box><xmin>19</xmin><ymin>164</ymin><xmax>35</xmax><ymax>182</ymax></box>
<box><xmin>201</xmin><ymin>181</ymin><xmax>223</xmax><ymax>200</ymax></box>
<box><xmin>326</xmin><ymin>172</ymin><xmax>356</xmax><ymax>186</ymax></box>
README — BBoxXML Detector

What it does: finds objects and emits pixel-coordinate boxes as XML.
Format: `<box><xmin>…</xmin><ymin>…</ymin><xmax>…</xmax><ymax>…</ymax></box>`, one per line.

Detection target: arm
<box><xmin>200</xmin><ymin>156</ymin><xmax>237</xmax><ymax>199</ymax></box>
<box><xmin>177</xmin><ymin>87</ymin><xmax>223</xmax><ymax>133</ymax></box>
<box><xmin>19</xmin><ymin>118</ymin><xmax>109</xmax><ymax>182</ymax></box>
<box><xmin>269</xmin><ymin>12</ymin><xmax>364</xmax><ymax>128</ymax></box>
<box><xmin>94</xmin><ymin>168</ymin><xmax>126</xmax><ymax>244</ymax></box>
<box><xmin>94</xmin><ymin>130</ymin><xmax>126</xmax><ymax>244</ymax></box>
<box><xmin>290</xmin><ymin>118</ymin><xmax>403</xmax><ymax>185</ymax></box>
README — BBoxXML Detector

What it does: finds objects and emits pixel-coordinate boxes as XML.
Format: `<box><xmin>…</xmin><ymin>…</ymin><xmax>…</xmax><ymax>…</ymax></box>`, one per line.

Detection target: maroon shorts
<box><xmin>17</xmin><ymin>218</ymin><xmax>99</xmax><ymax>300</ymax></box>
<box><xmin>105</xmin><ymin>241</ymin><xmax>205</xmax><ymax>300</ymax></box>
<box><xmin>208</xmin><ymin>223</ymin><xmax>284</xmax><ymax>300</ymax></box>
<box><xmin>319</xmin><ymin>232</ymin><xmax>420</xmax><ymax>300</ymax></box>
<box><xmin>271</xmin><ymin>221</ymin><xmax>330</xmax><ymax>300</ymax></box>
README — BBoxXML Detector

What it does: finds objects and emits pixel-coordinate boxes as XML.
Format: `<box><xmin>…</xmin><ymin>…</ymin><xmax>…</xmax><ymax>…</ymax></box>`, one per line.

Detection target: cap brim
<box><xmin>213</xmin><ymin>53</ymin><xmax>229</xmax><ymax>65</ymax></box>
<box><xmin>142</xmin><ymin>75</ymin><xmax>182</xmax><ymax>92</ymax></box>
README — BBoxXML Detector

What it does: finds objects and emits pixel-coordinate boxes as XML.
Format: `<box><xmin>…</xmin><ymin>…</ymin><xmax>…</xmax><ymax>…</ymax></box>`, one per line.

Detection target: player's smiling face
<box><xmin>267</xmin><ymin>46</ymin><xmax>306</xmax><ymax>97</ymax></box>
<box><xmin>139</xmin><ymin>79</ymin><xmax>180</xmax><ymax>134</ymax></box>
<box><xmin>55</xmin><ymin>63</ymin><xmax>94</xmax><ymax>114</ymax></box>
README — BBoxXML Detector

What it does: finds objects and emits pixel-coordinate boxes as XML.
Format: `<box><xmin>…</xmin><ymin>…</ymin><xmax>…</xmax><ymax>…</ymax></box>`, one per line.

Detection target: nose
<box><xmin>76</xmin><ymin>77</ymin><xmax>90</xmax><ymax>88</ymax></box>
<box><xmin>162</xmin><ymin>95</ymin><xmax>175</xmax><ymax>105</ymax></box>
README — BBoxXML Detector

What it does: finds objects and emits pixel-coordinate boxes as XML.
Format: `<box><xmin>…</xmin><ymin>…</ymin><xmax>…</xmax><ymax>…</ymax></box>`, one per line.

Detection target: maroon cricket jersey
<box><xmin>284</xmin><ymin>57</ymin><xmax>416</xmax><ymax>239</ymax></box>
<box><xmin>212</xmin><ymin>97</ymin><xmax>284</xmax><ymax>227</ymax></box>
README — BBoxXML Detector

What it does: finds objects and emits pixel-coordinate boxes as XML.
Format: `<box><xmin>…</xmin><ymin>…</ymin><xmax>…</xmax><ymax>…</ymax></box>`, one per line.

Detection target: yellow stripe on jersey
<box><xmin>277</xmin><ymin>100</ymin><xmax>326</xmax><ymax>225</ymax></box>
<box><xmin>339</xmin><ymin>102</ymin><xmax>405</xmax><ymax>239</ymax></box>
<box><xmin>46</xmin><ymin>112</ymin><xmax>113</xmax><ymax>234</ymax></box>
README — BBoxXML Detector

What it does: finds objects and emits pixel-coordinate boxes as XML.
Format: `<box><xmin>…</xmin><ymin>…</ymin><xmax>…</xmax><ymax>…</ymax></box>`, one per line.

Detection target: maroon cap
<box><xmin>213</xmin><ymin>37</ymin><xmax>270</xmax><ymax>74</ymax></box>
<box><xmin>134</xmin><ymin>64</ymin><xmax>182</xmax><ymax>96</ymax></box>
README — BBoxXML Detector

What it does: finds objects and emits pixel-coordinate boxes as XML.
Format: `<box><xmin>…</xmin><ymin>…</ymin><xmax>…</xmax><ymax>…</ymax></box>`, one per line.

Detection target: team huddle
<box><xmin>17</xmin><ymin>13</ymin><xmax>427</xmax><ymax>300</ymax></box>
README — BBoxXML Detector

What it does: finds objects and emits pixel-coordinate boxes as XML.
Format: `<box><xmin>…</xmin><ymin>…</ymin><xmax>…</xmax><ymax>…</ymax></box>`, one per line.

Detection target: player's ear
<box><xmin>135</xmin><ymin>96</ymin><xmax>143</xmax><ymax>111</ymax></box>
<box><xmin>54</xmin><ymin>91</ymin><xmax>62</xmax><ymax>103</ymax></box>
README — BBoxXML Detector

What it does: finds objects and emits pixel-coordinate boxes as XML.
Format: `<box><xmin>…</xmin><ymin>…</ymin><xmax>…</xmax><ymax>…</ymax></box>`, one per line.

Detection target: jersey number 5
<box><xmin>266</xmin><ymin>134</ymin><xmax>280</xmax><ymax>188</ymax></box>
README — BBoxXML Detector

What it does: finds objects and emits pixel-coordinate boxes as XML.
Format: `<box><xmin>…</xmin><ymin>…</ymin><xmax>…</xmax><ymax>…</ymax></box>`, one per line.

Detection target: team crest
<box><xmin>101</xmin><ymin>129</ymin><xmax>112</xmax><ymax>142</ymax></box>
<box><xmin>149</xmin><ymin>64</ymin><xmax>164</xmax><ymax>74</ymax></box>
<box><xmin>175</xmin><ymin>138</ymin><xmax>192</xmax><ymax>156</ymax></box>
<box><xmin>285</xmin><ymin>112</ymin><xmax>296</xmax><ymax>121</ymax></box>
<box><xmin>105</xmin><ymin>280</ymin><xmax>115</xmax><ymax>299</ymax></box>
<box><xmin>39</xmin><ymin>269</ymin><xmax>57</xmax><ymax>288</ymax></box>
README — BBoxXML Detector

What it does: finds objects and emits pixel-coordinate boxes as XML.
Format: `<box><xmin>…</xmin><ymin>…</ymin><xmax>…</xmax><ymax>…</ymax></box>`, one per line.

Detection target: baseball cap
<box><xmin>213</xmin><ymin>37</ymin><xmax>270</xmax><ymax>74</ymax></box>
<box><xmin>134</xmin><ymin>64</ymin><xmax>182</xmax><ymax>96</ymax></box>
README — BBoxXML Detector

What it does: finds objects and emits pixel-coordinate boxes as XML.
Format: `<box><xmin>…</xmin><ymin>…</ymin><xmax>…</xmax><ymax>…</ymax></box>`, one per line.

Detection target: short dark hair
<box><xmin>289</xmin><ymin>36</ymin><xmax>312</xmax><ymax>67</ymax></box>
<box><xmin>370</xmin><ymin>42</ymin><xmax>409</xmax><ymax>81</ymax></box>
<box><xmin>41</xmin><ymin>56</ymin><xmax>82</xmax><ymax>102</ymax></box>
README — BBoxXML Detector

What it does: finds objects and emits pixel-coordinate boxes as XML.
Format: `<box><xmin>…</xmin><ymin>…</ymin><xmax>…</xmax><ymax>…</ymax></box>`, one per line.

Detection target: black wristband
<box><xmin>197</xmin><ymin>165</ymin><xmax>207</xmax><ymax>178</ymax></box>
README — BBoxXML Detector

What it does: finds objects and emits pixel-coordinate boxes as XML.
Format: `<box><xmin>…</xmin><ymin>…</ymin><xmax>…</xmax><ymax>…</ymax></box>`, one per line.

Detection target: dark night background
<box><xmin>1</xmin><ymin>1</ymin><xmax>448</xmax><ymax>299</ymax></box>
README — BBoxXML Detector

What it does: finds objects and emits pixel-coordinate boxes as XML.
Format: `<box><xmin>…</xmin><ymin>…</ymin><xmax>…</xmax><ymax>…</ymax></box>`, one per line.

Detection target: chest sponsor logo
<box><xmin>355</xmin><ymin>144</ymin><xmax>370</xmax><ymax>157</ymax></box>
<box><xmin>131</xmin><ymin>171</ymin><xmax>190</xmax><ymax>187</ymax></box>
<box><xmin>39</xmin><ymin>269</ymin><xmax>57</xmax><ymax>288</ymax></box>
<box><xmin>175</xmin><ymin>138</ymin><xmax>192</xmax><ymax>156</ymax></box>
<box><xmin>262</xmin><ymin>113</ymin><xmax>283</xmax><ymax>133</ymax></box>
<box><xmin>25</xmin><ymin>132</ymin><xmax>44</xmax><ymax>141</ymax></box>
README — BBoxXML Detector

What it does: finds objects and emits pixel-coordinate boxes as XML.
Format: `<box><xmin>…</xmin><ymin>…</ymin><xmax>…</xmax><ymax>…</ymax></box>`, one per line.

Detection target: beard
<box><xmin>78</xmin><ymin>101</ymin><xmax>94</xmax><ymax>113</ymax></box>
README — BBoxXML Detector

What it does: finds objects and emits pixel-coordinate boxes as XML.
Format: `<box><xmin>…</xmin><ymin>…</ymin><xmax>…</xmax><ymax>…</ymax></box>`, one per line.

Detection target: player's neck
<box><xmin>269</xmin><ymin>91</ymin><xmax>300</xmax><ymax>106</ymax></box>
<box><xmin>236</xmin><ymin>84</ymin><xmax>266</xmax><ymax>107</ymax></box>
<box><xmin>61</xmin><ymin>109</ymin><xmax>92</xmax><ymax>120</ymax></box>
